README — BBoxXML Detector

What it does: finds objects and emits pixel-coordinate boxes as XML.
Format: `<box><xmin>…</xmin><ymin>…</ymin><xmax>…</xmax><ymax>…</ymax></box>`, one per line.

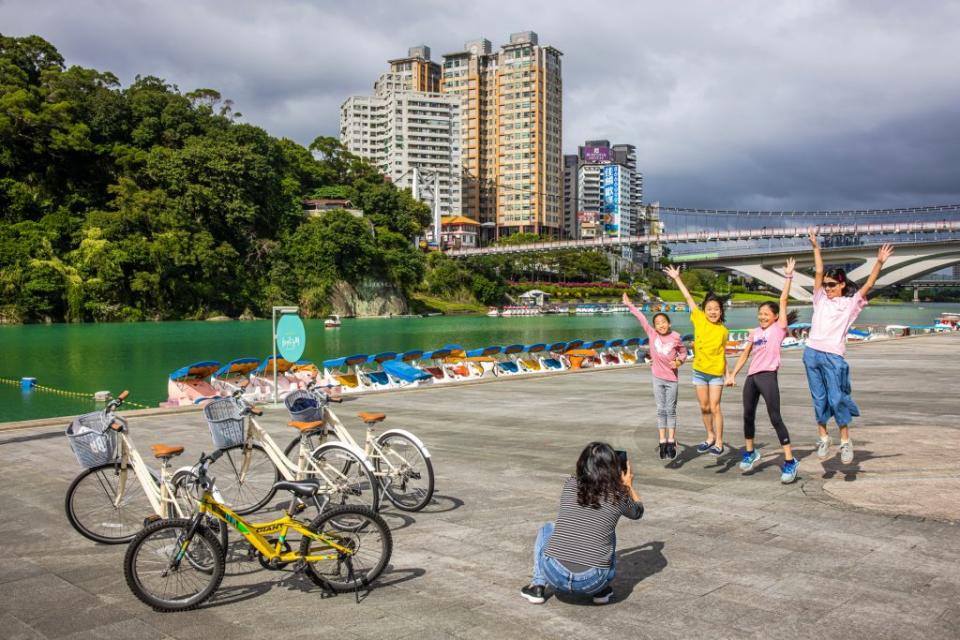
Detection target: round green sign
<box><xmin>276</xmin><ymin>314</ymin><xmax>306</xmax><ymax>362</ymax></box>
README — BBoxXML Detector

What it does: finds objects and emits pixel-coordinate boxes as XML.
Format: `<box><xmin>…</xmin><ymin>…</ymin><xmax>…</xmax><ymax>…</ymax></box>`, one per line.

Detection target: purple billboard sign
<box><xmin>582</xmin><ymin>145</ymin><xmax>611</xmax><ymax>163</ymax></box>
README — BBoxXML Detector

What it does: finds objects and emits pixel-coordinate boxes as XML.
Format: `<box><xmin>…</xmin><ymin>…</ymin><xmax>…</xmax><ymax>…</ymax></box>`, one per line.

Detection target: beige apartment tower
<box><xmin>442</xmin><ymin>32</ymin><xmax>563</xmax><ymax>240</ymax></box>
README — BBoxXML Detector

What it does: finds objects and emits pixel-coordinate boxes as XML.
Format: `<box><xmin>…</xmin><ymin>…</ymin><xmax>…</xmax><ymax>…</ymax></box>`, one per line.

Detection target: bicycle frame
<box><xmin>197</xmin><ymin>492</ymin><xmax>349</xmax><ymax>563</ymax></box>
<box><xmin>112</xmin><ymin>430</ymin><xmax>192</xmax><ymax>518</ymax></box>
<box><xmin>322</xmin><ymin>407</ymin><xmax>425</xmax><ymax>481</ymax></box>
<box><xmin>237</xmin><ymin>413</ymin><xmax>372</xmax><ymax>493</ymax></box>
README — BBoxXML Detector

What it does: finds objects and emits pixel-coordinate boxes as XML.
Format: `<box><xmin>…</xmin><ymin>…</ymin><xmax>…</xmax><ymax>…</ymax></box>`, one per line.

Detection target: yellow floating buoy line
<box><xmin>0</xmin><ymin>377</ymin><xmax>149</xmax><ymax>409</ymax></box>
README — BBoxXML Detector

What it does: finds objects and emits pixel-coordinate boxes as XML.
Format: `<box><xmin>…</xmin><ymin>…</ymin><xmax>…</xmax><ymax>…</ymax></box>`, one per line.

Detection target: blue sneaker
<box><xmin>708</xmin><ymin>444</ymin><xmax>724</xmax><ymax>456</ymax></box>
<box><xmin>739</xmin><ymin>449</ymin><xmax>760</xmax><ymax>471</ymax></box>
<box><xmin>696</xmin><ymin>440</ymin><xmax>715</xmax><ymax>453</ymax></box>
<box><xmin>781</xmin><ymin>458</ymin><xmax>799</xmax><ymax>484</ymax></box>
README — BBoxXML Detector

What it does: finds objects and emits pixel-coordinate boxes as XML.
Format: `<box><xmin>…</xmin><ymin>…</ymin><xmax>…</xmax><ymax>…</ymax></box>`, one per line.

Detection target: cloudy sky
<box><xmin>4</xmin><ymin>0</ymin><xmax>960</xmax><ymax>209</ymax></box>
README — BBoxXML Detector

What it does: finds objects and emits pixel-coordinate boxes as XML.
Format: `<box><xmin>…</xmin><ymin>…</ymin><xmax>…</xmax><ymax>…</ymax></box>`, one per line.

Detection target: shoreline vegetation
<box><xmin>2</xmin><ymin>35</ymin><xmax>954</xmax><ymax>327</ymax></box>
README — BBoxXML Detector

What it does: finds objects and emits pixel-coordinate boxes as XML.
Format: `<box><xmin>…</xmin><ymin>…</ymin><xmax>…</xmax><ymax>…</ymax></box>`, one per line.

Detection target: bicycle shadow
<box><xmin>820</xmin><ymin>449</ymin><xmax>901</xmax><ymax>482</ymax></box>
<box><xmin>416</xmin><ymin>494</ymin><xmax>465</xmax><ymax>514</ymax></box>
<box><xmin>378</xmin><ymin>510</ymin><xmax>416</xmax><ymax>531</ymax></box>
<box><xmin>553</xmin><ymin>541</ymin><xmax>668</xmax><ymax>606</ymax></box>
<box><xmin>203</xmin><ymin>566</ymin><xmax>426</xmax><ymax>608</ymax></box>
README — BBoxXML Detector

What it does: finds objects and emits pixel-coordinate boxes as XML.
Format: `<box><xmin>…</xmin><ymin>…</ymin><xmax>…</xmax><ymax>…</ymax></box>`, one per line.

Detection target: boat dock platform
<box><xmin>0</xmin><ymin>333</ymin><xmax>958</xmax><ymax>638</ymax></box>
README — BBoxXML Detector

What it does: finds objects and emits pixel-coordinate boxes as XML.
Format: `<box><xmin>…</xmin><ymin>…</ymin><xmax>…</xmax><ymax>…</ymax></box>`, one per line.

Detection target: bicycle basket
<box><xmin>203</xmin><ymin>398</ymin><xmax>246</xmax><ymax>449</ymax></box>
<box><xmin>65</xmin><ymin>411</ymin><xmax>117</xmax><ymax>468</ymax></box>
<box><xmin>284</xmin><ymin>390</ymin><xmax>323</xmax><ymax>423</ymax></box>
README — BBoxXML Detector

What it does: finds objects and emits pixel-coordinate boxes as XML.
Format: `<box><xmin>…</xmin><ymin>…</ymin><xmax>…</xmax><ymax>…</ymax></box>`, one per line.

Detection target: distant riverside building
<box><xmin>302</xmin><ymin>199</ymin><xmax>364</xmax><ymax>218</ymax></box>
<box><xmin>569</xmin><ymin>139</ymin><xmax>645</xmax><ymax>261</ymax></box>
<box><xmin>340</xmin><ymin>46</ymin><xmax>462</xmax><ymax>219</ymax></box>
<box><xmin>439</xmin><ymin>215</ymin><xmax>481</xmax><ymax>249</ymax></box>
<box><xmin>442</xmin><ymin>31</ymin><xmax>563</xmax><ymax>240</ymax></box>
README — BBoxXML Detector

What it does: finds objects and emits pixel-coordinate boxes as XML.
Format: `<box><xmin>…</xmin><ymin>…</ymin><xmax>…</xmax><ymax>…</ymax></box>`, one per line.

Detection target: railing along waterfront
<box><xmin>446</xmin><ymin>219</ymin><xmax>960</xmax><ymax>258</ymax></box>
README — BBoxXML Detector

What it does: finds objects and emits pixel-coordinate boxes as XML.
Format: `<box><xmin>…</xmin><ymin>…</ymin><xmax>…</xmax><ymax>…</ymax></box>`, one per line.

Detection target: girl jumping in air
<box><xmin>726</xmin><ymin>258</ymin><xmax>801</xmax><ymax>483</ymax></box>
<box><xmin>664</xmin><ymin>265</ymin><xmax>729</xmax><ymax>455</ymax></box>
<box><xmin>622</xmin><ymin>293</ymin><xmax>688</xmax><ymax>460</ymax></box>
<box><xmin>805</xmin><ymin>229</ymin><xmax>894</xmax><ymax>464</ymax></box>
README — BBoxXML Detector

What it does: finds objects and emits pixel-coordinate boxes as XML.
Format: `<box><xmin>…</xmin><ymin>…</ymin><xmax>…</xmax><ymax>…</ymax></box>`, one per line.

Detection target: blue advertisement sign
<box><xmin>276</xmin><ymin>314</ymin><xmax>306</xmax><ymax>362</ymax></box>
<box><xmin>601</xmin><ymin>165</ymin><xmax>621</xmax><ymax>236</ymax></box>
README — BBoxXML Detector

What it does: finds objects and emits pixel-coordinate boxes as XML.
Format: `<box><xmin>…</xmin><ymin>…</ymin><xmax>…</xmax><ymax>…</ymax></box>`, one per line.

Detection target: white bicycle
<box><xmin>285</xmin><ymin>382</ymin><xmax>435</xmax><ymax>512</ymax></box>
<box><xmin>202</xmin><ymin>386</ymin><xmax>378</xmax><ymax>515</ymax></box>
<box><xmin>64</xmin><ymin>391</ymin><xmax>227</xmax><ymax>550</ymax></box>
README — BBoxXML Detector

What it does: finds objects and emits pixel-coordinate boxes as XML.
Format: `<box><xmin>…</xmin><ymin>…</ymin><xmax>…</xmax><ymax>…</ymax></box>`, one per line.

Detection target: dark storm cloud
<box><xmin>3</xmin><ymin>0</ymin><xmax>959</xmax><ymax>209</ymax></box>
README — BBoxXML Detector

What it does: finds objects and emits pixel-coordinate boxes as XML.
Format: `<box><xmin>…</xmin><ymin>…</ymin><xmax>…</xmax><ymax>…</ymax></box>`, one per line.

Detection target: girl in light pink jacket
<box><xmin>623</xmin><ymin>293</ymin><xmax>688</xmax><ymax>461</ymax></box>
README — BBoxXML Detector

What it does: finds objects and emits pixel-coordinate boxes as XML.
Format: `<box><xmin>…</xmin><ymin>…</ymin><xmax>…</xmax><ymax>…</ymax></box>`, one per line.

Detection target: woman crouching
<box><xmin>521</xmin><ymin>442</ymin><xmax>644</xmax><ymax>605</ymax></box>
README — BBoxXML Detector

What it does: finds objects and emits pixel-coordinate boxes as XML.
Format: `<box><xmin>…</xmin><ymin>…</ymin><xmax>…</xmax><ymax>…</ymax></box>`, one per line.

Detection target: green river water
<box><xmin>1</xmin><ymin>303</ymin><xmax>956</xmax><ymax>422</ymax></box>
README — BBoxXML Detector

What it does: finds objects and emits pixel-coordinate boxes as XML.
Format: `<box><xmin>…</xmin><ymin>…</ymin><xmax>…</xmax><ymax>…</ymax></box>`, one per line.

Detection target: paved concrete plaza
<box><xmin>1</xmin><ymin>333</ymin><xmax>959</xmax><ymax>639</ymax></box>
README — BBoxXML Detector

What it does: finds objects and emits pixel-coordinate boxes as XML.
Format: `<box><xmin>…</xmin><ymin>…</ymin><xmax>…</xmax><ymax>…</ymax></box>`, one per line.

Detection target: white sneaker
<box><xmin>816</xmin><ymin>436</ymin><xmax>831</xmax><ymax>459</ymax></box>
<box><xmin>840</xmin><ymin>440</ymin><xmax>854</xmax><ymax>464</ymax></box>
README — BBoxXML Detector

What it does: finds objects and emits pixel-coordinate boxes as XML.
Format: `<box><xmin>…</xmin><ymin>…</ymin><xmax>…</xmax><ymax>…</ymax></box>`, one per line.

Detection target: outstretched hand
<box><xmin>877</xmin><ymin>243</ymin><xmax>894</xmax><ymax>264</ymax></box>
<box><xmin>663</xmin><ymin>265</ymin><xmax>682</xmax><ymax>280</ymax></box>
<box><xmin>807</xmin><ymin>227</ymin><xmax>819</xmax><ymax>248</ymax></box>
<box><xmin>784</xmin><ymin>257</ymin><xmax>796</xmax><ymax>277</ymax></box>
<box><xmin>622</xmin><ymin>292</ymin><xmax>632</xmax><ymax>306</ymax></box>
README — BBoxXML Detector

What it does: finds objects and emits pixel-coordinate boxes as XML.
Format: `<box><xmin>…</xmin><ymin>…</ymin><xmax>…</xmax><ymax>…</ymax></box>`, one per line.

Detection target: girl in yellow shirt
<box><xmin>664</xmin><ymin>266</ymin><xmax>730</xmax><ymax>455</ymax></box>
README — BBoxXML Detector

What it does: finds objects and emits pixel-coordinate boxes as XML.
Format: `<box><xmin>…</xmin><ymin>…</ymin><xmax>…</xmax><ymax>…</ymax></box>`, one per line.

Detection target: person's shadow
<box><xmin>554</xmin><ymin>541</ymin><xmax>667</xmax><ymax>605</ymax></box>
<box><xmin>821</xmin><ymin>448</ymin><xmax>901</xmax><ymax>482</ymax></box>
<box><xmin>664</xmin><ymin>444</ymin><xmax>699</xmax><ymax>470</ymax></box>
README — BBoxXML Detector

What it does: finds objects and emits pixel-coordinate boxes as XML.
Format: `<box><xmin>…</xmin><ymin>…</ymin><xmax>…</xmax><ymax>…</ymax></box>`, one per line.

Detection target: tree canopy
<box><xmin>0</xmin><ymin>34</ymin><xmax>430</xmax><ymax>322</ymax></box>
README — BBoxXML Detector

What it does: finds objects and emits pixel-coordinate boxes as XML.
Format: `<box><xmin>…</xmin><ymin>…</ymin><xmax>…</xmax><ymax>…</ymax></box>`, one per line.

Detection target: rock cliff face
<box><xmin>329</xmin><ymin>279</ymin><xmax>408</xmax><ymax>317</ymax></box>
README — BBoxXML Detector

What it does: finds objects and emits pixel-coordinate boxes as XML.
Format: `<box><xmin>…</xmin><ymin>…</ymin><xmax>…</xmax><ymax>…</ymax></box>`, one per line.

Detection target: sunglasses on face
<box><xmin>823</xmin><ymin>281</ymin><xmax>841</xmax><ymax>289</ymax></box>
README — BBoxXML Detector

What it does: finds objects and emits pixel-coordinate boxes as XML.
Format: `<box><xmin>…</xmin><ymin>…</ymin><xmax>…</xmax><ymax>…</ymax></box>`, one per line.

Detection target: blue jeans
<box><xmin>531</xmin><ymin>522</ymin><xmax>615</xmax><ymax>595</ymax></box>
<box><xmin>802</xmin><ymin>347</ymin><xmax>860</xmax><ymax>426</ymax></box>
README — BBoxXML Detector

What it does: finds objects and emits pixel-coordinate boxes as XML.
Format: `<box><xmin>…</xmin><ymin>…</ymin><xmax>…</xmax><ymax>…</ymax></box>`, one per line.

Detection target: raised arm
<box><xmin>622</xmin><ymin>292</ymin><xmax>654</xmax><ymax>335</ymax></box>
<box><xmin>858</xmin><ymin>244</ymin><xmax>894</xmax><ymax>298</ymax></box>
<box><xmin>663</xmin><ymin>265</ymin><xmax>697</xmax><ymax>310</ymax></box>
<box><xmin>808</xmin><ymin>227</ymin><xmax>823</xmax><ymax>291</ymax></box>
<box><xmin>778</xmin><ymin>257</ymin><xmax>795</xmax><ymax>328</ymax></box>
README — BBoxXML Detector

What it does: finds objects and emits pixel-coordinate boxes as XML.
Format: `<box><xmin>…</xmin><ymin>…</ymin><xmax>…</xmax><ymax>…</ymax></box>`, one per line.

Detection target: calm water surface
<box><xmin>1</xmin><ymin>303</ymin><xmax>956</xmax><ymax>421</ymax></box>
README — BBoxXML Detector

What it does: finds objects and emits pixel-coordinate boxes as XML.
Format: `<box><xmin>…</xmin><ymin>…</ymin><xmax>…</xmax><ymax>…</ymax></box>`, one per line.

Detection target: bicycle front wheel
<box><xmin>308</xmin><ymin>443</ymin><xmax>380</xmax><ymax>513</ymax></box>
<box><xmin>65</xmin><ymin>463</ymin><xmax>155</xmax><ymax>544</ymax></box>
<box><xmin>300</xmin><ymin>505</ymin><xmax>392</xmax><ymax>592</ymax></box>
<box><xmin>375</xmin><ymin>432</ymin><xmax>435</xmax><ymax>512</ymax></box>
<box><xmin>205</xmin><ymin>443</ymin><xmax>279</xmax><ymax>515</ymax></box>
<box><xmin>124</xmin><ymin>518</ymin><xmax>224</xmax><ymax>612</ymax></box>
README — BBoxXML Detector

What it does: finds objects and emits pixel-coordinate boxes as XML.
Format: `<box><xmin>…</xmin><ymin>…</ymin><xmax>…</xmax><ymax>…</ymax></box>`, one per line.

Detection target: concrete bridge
<box><xmin>672</xmin><ymin>238</ymin><xmax>960</xmax><ymax>301</ymax></box>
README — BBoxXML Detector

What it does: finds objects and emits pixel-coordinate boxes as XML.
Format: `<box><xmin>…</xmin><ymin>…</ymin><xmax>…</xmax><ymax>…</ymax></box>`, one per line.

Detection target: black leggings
<box><xmin>743</xmin><ymin>371</ymin><xmax>791</xmax><ymax>445</ymax></box>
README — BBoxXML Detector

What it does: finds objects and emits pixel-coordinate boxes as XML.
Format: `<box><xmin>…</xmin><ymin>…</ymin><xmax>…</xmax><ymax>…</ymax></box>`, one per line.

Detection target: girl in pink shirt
<box><xmin>726</xmin><ymin>259</ymin><xmax>800</xmax><ymax>483</ymax></box>
<box><xmin>803</xmin><ymin>229</ymin><xmax>894</xmax><ymax>465</ymax></box>
<box><xmin>623</xmin><ymin>293</ymin><xmax>688</xmax><ymax>461</ymax></box>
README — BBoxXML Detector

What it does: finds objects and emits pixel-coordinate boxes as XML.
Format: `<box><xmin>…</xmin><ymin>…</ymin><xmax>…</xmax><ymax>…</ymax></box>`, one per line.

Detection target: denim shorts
<box><xmin>692</xmin><ymin>369</ymin><xmax>724</xmax><ymax>386</ymax></box>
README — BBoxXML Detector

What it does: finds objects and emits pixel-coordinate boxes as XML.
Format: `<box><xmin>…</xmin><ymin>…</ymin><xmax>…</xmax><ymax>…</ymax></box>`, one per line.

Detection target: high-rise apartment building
<box><xmin>442</xmin><ymin>32</ymin><xmax>563</xmax><ymax>240</ymax></box>
<box><xmin>562</xmin><ymin>154</ymin><xmax>578</xmax><ymax>238</ymax></box>
<box><xmin>572</xmin><ymin>139</ymin><xmax>645</xmax><ymax>260</ymax></box>
<box><xmin>340</xmin><ymin>47</ymin><xmax>462</xmax><ymax>221</ymax></box>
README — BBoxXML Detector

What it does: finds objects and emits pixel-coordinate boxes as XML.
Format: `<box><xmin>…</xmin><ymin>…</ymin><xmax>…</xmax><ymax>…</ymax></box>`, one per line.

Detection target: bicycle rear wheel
<box><xmin>65</xmin><ymin>463</ymin><xmax>154</xmax><ymax>544</ymax></box>
<box><xmin>308</xmin><ymin>442</ymin><xmax>380</xmax><ymax>513</ymax></box>
<box><xmin>124</xmin><ymin>517</ymin><xmax>224</xmax><ymax>612</ymax></box>
<box><xmin>300</xmin><ymin>505</ymin><xmax>392</xmax><ymax>592</ymax></box>
<box><xmin>205</xmin><ymin>443</ymin><xmax>278</xmax><ymax>515</ymax></box>
<box><xmin>375</xmin><ymin>432</ymin><xmax>435</xmax><ymax>512</ymax></box>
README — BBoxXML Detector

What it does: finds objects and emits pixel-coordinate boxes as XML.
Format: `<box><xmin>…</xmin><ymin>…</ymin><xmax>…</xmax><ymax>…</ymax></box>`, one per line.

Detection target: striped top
<box><xmin>544</xmin><ymin>476</ymin><xmax>644</xmax><ymax>569</ymax></box>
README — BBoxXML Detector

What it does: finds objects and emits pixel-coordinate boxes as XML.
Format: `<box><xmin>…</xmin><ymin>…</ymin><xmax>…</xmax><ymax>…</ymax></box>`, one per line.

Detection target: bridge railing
<box><xmin>446</xmin><ymin>220</ymin><xmax>960</xmax><ymax>258</ymax></box>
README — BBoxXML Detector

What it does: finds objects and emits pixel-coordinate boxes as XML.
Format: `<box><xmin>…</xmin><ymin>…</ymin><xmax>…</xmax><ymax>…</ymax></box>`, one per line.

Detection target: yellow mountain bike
<box><xmin>123</xmin><ymin>450</ymin><xmax>392</xmax><ymax>612</ymax></box>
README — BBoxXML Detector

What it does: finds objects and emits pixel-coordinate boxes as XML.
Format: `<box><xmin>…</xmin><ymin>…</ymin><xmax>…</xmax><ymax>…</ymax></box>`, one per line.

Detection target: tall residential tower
<box><xmin>340</xmin><ymin>47</ymin><xmax>462</xmax><ymax>221</ymax></box>
<box><xmin>442</xmin><ymin>31</ymin><xmax>563</xmax><ymax>240</ymax></box>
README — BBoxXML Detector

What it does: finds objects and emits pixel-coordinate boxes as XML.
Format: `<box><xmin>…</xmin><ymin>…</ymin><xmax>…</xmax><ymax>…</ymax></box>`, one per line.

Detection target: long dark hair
<box><xmin>701</xmin><ymin>291</ymin><xmax>729</xmax><ymax>323</ymax></box>
<box><xmin>824</xmin><ymin>268</ymin><xmax>858</xmax><ymax>297</ymax></box>
<box><xmin>759</xmin><ymin>301</ymin><xmax>800</xmax><ymax>326</ymax></box>
<box><xmin>652</xmin><ymin>312</ymin><xmax>671</xmax><ymax>324</ymax></box>
<box><xmin>576</xmin><ymin>442</ymin><xmax>627</xmax><ymax>509</ymax></box>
